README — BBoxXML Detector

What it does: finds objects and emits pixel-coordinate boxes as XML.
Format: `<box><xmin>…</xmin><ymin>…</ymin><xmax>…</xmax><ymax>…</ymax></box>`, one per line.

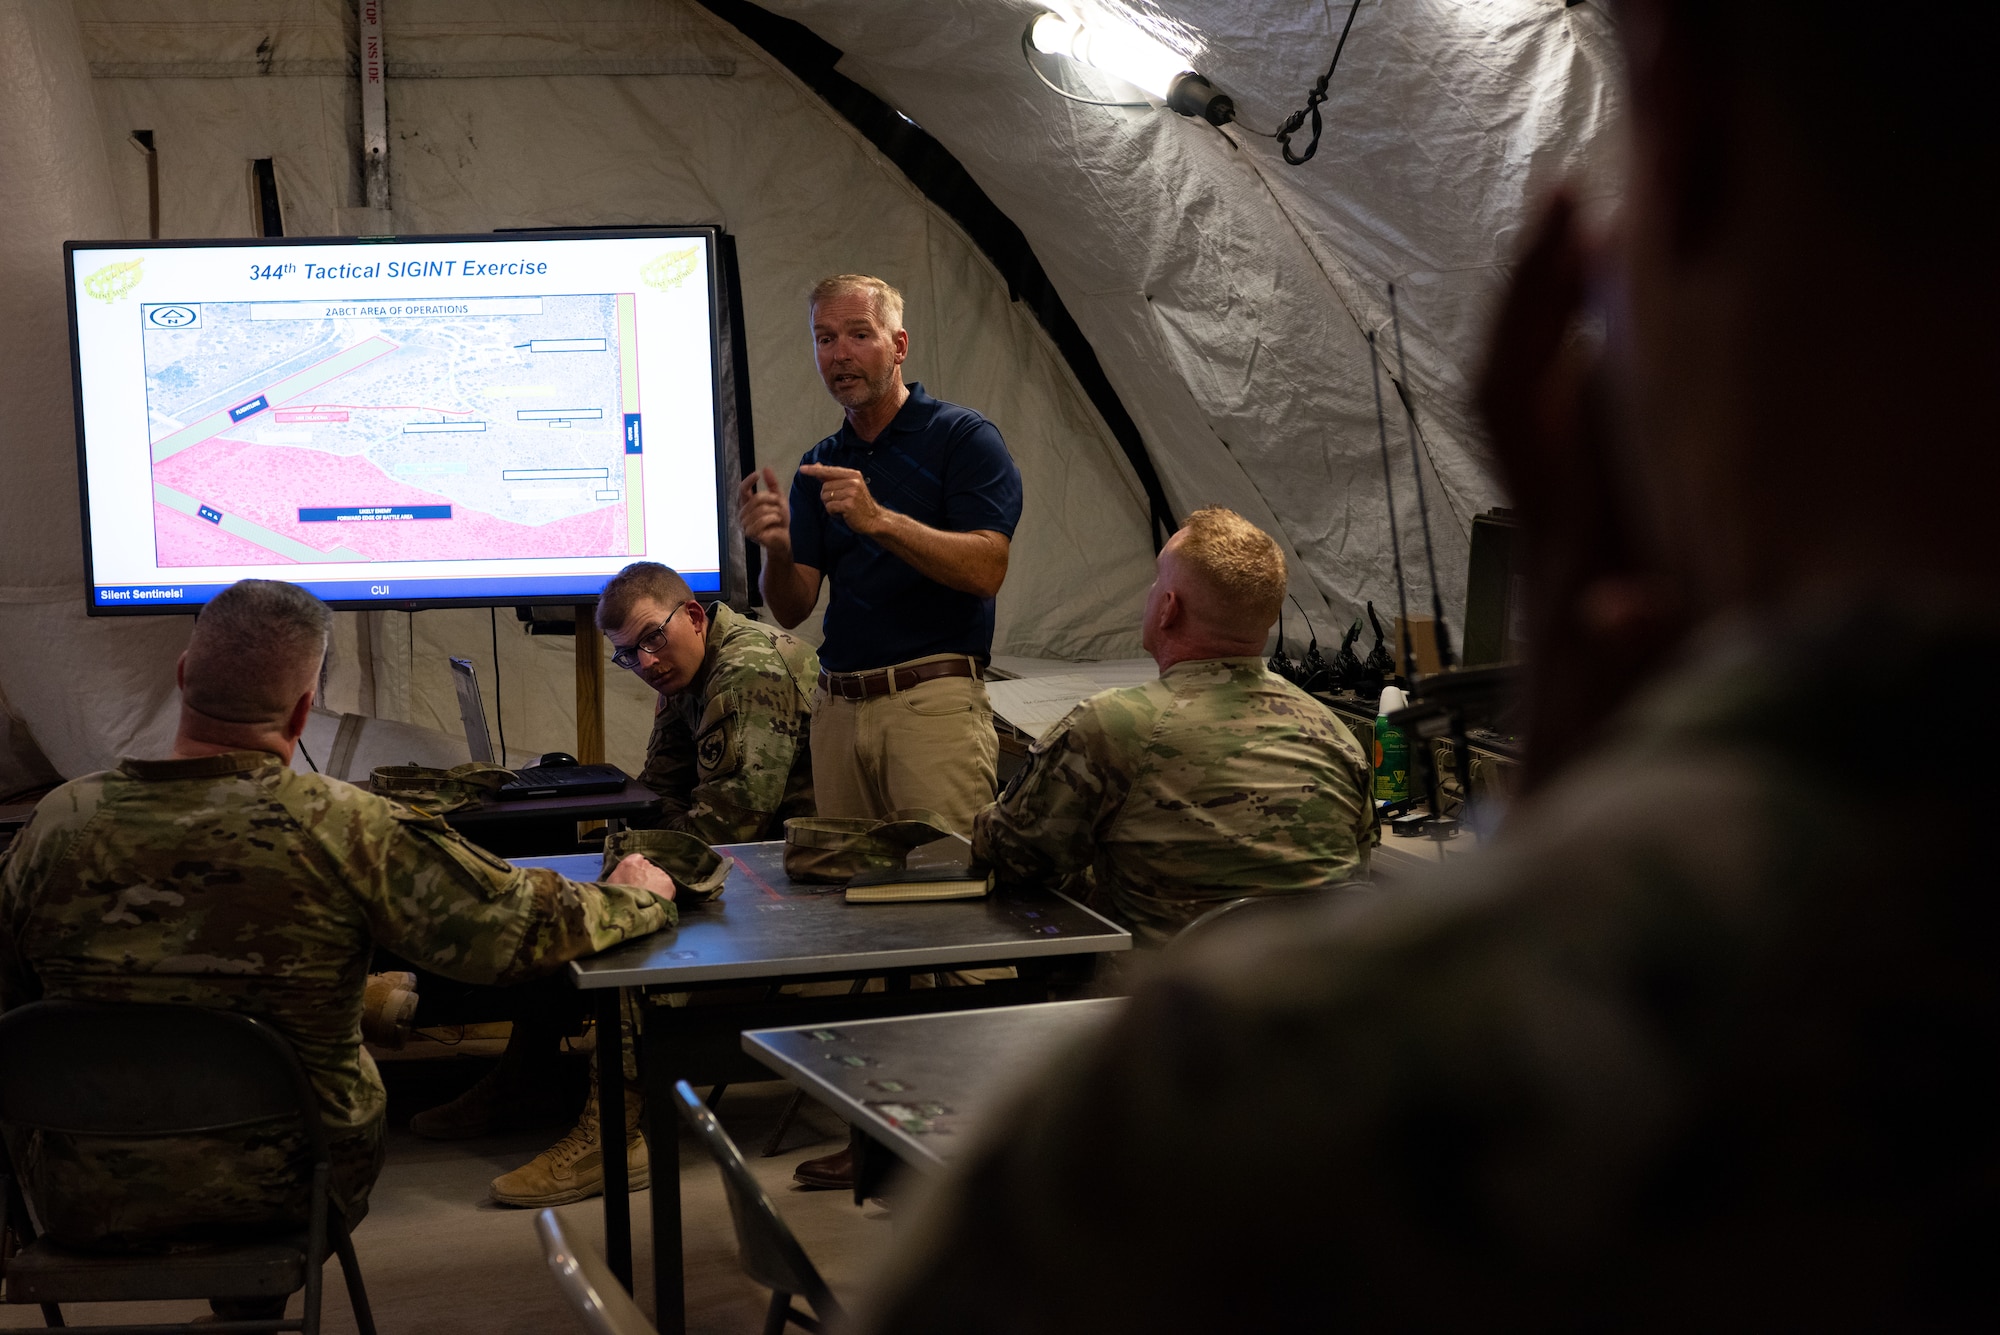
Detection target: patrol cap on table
<box><xmin>782</xmin><ymin>809</ymin><xmax>956</xmax><ymax>883</ymax></box>
<box><xmin>601</xmin><ymin>827</ymin><xmax>732</xmax><ymax>902</ymax></box>
<box><xmin>371</xmin><ymin>761</ymin><xmax>513</xmax><ymax>814</ymax></box>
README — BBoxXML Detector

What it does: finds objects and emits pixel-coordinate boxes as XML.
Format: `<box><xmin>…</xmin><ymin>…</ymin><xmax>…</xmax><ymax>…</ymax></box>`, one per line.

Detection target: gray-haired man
<box><xmin>737</xmin><ymin>274</ymin><xmax>1024</xmax><ymax>836</ymax></box>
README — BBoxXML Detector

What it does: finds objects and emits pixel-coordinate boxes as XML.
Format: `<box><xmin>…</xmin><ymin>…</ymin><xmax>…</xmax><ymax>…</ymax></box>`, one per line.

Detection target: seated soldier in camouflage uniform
<box><xmin>461</xmin><ymin>560</ymin><xmax>818</xmax><ymax>1207</ymax></box>
<box><xmin>974</xmin><ymin>506</ymin><xmax>1374</xmax><ymax>948</ymax></box>
<box><xmin>0</xmin><ymin>580</ymin><xmax>676</xmax><ymax>1306</ymax></box>
<box><xmin>613</xmin><ymin>560</ymin><xmax>819</xmax><ymax>839</ymax></box>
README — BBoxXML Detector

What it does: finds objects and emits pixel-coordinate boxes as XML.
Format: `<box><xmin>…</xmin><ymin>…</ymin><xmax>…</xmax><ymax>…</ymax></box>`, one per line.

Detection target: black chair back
<box><xmin>0</xmin><ymin>1000</ymin><xmax>376</xmax><ymax>1335</ymax></box>
<box><xmin>1171</xmin><ymin>880</ymin><xmax>1380</xmax><ymax>952</ymax></box>
<box><xmin>671</xmin><ymin>1080</ymin><xmax>840</xmax><ymax>1326</ymax></box>
<box><xmin>0</xmin><ymin>1001</ymin><xmax>326</xmax><ymax>1154</ymax></box>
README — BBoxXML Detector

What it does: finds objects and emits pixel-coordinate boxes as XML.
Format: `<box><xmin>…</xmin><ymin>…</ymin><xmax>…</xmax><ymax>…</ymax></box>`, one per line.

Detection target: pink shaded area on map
<box><xmin>152</xmin><ymin>437</ymin><xmax>626</xmax><ymax>566</ymax></box>
<box><xmin>154</xmin><ymin>502</ymin><xmax>294</xmax><ymax>566</ymax></box>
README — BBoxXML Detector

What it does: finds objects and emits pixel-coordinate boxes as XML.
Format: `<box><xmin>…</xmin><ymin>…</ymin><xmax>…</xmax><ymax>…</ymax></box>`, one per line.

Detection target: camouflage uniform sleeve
<box><xmin>0</xmin><ymin>824</ymin><xmax>38</xmax><ymax>1010</ymax></box>
<box><xmin>677</xmin><ymin>657</ymin><xmax>810</xmax><ymax>846</ymax></box>
<box><xmin>973</xmin><ymin>696</ymin><xmax>1137</xmax><ymax>883</ymax></box>
<box><xmin>1313</xmin><ymin>711</ymin><xmax>1376</xmax><ymax>883</ymax></box>
<box><xmin>318</xmin><ymin>790</ymin><xmax>675</xmax><ymax>985</ymax></box>
<box><xmin>638</xmin><ymin>698</ymin><xmax>700</xmax><ymax>830</ymax></box>
<box><xmin>0</xmin><ymin>783</ymin><xmax>98</xmax><ymax>1011</ymax></box>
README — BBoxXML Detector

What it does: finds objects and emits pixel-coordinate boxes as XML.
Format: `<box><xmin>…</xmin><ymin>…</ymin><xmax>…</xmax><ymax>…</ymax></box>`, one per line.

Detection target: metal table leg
<box><xmin>853</xmin><ymin>1126</ymin><xmax>900</xmax><ymax>1205</ymax></box>
<box><xmin>596</xmin><ymin>986</ymin><xmax>632</xmax><ymax>1291</ymax></box>
<box><xmin>647</xmin><ymin>1042</ymin><xmax>684</xmax><ymax>1335</ymax></box>
<box><xmin>614</xmin><ymin>958</ymin><xmax>1081</xmax><ymax>1333</ymax></box>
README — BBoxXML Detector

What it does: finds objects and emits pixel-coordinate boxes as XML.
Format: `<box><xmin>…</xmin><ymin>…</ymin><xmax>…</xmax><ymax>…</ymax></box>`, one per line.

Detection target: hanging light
<box><xmin>1027</xmin><ymin>11</ymin><xmax>1236</xmax><ymax>126</ymax></box>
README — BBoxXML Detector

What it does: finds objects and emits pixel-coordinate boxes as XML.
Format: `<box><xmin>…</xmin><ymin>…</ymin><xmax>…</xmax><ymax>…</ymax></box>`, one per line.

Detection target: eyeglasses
<box><xmin>609</xmin><ymin>604</ymin><xmax>685</xmax><ymax>671</ymax></box>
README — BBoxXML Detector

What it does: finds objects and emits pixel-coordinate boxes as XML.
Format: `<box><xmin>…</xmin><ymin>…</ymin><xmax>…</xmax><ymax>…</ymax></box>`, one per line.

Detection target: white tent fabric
<box><xmin>1</xmin><ymin>0</ymin><xmax>1161</xmax><ymax>780</ymax></box>
<box><xmin>764</xmin><ymin>0</ymin><xmax>1623</xmax><ymax>636</ymax></box>
<box><xmin>0</xmin><ymin>0</ymin><xmax>190</xmax><ymax>785</ymax></box>
<box><xmin>0</xmin><ymin>0</ymin><xmax>1621</xmax><ymax>786</ymax></box>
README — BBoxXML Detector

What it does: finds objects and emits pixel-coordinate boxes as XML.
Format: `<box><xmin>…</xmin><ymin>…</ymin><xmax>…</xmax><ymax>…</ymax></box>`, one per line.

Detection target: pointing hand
<box><xmin>799</xmin><ymin>464</ymin><xmax>889</xmax><ymax>537</ymax></box>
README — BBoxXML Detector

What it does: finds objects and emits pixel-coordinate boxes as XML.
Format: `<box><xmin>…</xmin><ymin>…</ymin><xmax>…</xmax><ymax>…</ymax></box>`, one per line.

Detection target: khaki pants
<box><xmin>811</xmin><ymin>655</ymin><xmax>998</xmax><ymax>834</ymax></box>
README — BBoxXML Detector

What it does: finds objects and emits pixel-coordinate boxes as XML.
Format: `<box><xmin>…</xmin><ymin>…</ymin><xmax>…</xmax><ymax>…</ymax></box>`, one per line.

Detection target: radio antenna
<box><xmin>1388</xmin><ymin>284</ymin><xmax>1454</xmax><ymax>673</ymax></box>
<box><xmin>1366</xmin><ymin>330</ymin><xmax>1416</xmax><ymax>683</ymax></box>
<box><xmin>1387</xmin><ymin>285</ymin><xmax>1479</xmax><ymax>842</ymax></box>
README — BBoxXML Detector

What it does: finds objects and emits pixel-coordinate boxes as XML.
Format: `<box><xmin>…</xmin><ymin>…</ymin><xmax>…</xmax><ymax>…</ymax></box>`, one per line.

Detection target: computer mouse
<box><xmin>537</xmin><ymin>751</ymin><xmax>580</xmax><ymax>768</ymax></box>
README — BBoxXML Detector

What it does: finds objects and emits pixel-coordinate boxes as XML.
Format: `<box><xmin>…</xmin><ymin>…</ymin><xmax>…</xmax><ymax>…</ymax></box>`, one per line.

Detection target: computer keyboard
<box><xmin>495</xmin><ymin>763</ymin><xmax>629</xmax><ymax>800</ymax></box>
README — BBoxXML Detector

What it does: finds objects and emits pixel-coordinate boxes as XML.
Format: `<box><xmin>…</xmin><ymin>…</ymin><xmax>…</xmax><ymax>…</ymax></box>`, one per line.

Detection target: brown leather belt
<box><xmin>818</xmin><ymin>657</ymin><xmax>978</xmax><ymax>701</ymax></box>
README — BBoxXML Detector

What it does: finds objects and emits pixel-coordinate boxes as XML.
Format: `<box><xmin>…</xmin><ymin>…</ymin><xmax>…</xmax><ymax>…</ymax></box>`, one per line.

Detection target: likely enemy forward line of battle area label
<box><xmin>298</xmin><ymin>506</ymin><xmax>453</xmax><ymax>522</ymax></box>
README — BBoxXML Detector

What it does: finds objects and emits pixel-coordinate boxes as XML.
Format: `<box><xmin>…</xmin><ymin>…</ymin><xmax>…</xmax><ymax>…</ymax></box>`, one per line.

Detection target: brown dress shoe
<box><xmin>793</xmin><ymin>1144</ymin><xmax>854</xmax><ymax>1190</ymax></box>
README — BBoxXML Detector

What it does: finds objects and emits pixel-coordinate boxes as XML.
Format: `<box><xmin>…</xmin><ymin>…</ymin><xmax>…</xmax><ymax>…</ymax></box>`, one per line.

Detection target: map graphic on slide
<box><xmin>142</xmin><ymin>293</ymin><xmax>646</xmax><ymax>567</ymax></box>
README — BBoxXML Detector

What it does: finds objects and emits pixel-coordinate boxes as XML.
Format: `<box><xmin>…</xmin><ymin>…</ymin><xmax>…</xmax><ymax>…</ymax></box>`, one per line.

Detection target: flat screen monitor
<box><xmin>66</xmin><ymin>228</ymin><xmax>729</xmax><ymax>613</ymax></box>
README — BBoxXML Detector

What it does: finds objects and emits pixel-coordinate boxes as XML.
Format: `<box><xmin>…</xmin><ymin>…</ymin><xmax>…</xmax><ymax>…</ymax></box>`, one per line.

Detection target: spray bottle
<box><xmin>1373</xmin><ymin>684</ymin><xmax>1410</xmax><ymax>804</ymax></box>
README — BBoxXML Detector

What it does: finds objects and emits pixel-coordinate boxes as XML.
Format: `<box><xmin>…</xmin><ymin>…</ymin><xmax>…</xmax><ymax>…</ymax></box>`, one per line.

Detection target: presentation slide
<box><xmin>67</xmin><ymin>230</ymin><xmax>726</xmax><ymax>612</ymax></box>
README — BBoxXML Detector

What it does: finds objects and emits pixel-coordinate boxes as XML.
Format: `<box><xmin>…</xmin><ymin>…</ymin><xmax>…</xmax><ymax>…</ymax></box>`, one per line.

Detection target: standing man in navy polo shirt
<box><xmin>738</xmin><ymin>273</ymin><xmax>1022</xmax><ymax>835</ymax></box>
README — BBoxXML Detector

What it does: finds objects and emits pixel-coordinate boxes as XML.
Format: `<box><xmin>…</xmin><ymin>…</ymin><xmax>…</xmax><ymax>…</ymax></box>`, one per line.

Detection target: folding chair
<box><xmin>0</xmin><ymin>1001</ymin><xmax>377</xmax><ymax>1335</ymax></box>
<box><xmin>671</xmin><ymin>1080</ymin><xmax>842</xmax><ymax>1334</ymax></box>
<box><xmin>1170</xmin><ymin>880</ymin><xmax>1380</xmax><ymax>952</ymax></box>
<box><xmin>535</xmin><ymin>1209</ymin><xmax>657</xmax><ymax>1335</ymax></box>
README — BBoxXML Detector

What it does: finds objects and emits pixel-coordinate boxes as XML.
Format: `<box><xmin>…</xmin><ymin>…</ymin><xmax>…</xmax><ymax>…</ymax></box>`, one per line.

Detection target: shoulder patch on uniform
<box><xmin>393</xmin><ymin>810</ymin><xmax>518</xmax><ymax>894</ymax></box>
<box><xmin>695</xmin><ymin>710</ymin><xmax>741</xmax><ymax>780</ymax></box>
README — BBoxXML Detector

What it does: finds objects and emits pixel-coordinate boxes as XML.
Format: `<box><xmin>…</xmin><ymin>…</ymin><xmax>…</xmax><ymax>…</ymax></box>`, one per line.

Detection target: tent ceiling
<box><xmin>1</xmin><ymin>0</ymin><xmax>1622</xmax><ymax>782</ymax></box>
<box><xmin>760</xmin><ymin>0</ymin><xmax>1623</xmax><ymax>640</ymax></box>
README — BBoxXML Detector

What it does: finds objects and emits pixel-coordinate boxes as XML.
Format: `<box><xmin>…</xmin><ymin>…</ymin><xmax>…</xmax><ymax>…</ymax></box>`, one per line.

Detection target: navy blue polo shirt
<box><xmin>789</xmin><ymin>383</ymin><xmax>1023</xmax><ymax>673</ymax></box>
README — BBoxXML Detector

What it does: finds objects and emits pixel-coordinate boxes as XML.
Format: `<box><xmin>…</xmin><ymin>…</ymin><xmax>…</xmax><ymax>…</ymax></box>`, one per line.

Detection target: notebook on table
<box><xmin>844</xmin><ymin>833</ymin><xmax>993</xmax><ymax>903</ymax></box>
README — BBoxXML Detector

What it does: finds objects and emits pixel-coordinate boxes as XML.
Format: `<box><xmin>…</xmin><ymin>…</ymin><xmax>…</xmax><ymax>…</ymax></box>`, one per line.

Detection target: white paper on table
<box><xmin>984</xmin><ymin>659</ymin><xmax>1160</xmax><ymax>741</ymax></box>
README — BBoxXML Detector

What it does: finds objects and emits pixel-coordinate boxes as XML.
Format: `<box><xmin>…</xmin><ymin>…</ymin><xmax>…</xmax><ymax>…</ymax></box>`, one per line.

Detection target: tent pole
<box><xmin>359</xmin><ymin>1</ymin><xmax>389</xmax><ymax>214</ymax></box>
<box><xmin>575</xmin><ymin>606</ymin><xmax>605</xmax><ymax>765</ymax></box>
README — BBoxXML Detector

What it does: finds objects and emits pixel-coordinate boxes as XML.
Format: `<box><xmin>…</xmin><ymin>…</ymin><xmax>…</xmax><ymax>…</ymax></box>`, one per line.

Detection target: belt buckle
<box><xmin>834</xmin><ymin>673</ymin><xmax>866</xmax><ymax>701</ymax></box>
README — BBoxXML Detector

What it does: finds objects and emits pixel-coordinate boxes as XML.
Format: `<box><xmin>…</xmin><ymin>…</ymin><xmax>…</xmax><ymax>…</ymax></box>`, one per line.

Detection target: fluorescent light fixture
<box><xmin>1029</xmin><ymin>11</ymin><xmax>1187</xmax><ymax>101</ymax></box>
<box><xmin>1028</xmin><ymin>10</ymin><xmax>1235</xmax><ymax>124</ymax></box>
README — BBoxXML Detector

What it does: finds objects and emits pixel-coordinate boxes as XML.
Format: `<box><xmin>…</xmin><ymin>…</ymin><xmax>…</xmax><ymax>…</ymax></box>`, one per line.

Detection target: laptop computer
<box><xmin>448</xmin><ymin>657</ymin><xmax>497</xmax><ymax>763</ymax></box>
<box><xmin>447</xmin><ymin>656</ymin><xmax>629</xmax><ymax>800</ymax></box>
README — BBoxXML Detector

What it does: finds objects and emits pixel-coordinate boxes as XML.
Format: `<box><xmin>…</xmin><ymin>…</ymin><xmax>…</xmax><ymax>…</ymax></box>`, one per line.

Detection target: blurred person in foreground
<box><xmin>0</xmin><ymin>580</ymin><xmax>677</xmax><ymax>1281</ymax></box>
<box><xmin>974</xmin><ymin>506</ymin><xmax>1373</xmax><ymax>948</ymax></box>
<box><xmin>852</xmin><ymin>0</ymin><xmax>1999</xmax><ymax>1329</ymax></box>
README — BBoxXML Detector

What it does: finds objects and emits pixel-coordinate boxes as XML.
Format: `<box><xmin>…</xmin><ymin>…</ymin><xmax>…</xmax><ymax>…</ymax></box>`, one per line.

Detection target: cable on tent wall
<box><xmin>1389</xmin><ymin>284</ymin><xmax>1454</xmax><ymax>674</ymax></box>
<box><xmin>1232</xmin><ymin>0</ymin><xmax>1366</xmax><ymax>165</ymax></box>
<box><xmin>298</xmin><ymin>645</ymin><xmax>326</xmax><ymax>773</ymax></box>
<box><xmin>489</xmin><ymin>608</ymin><xmax>507</xmax><ymax>764</ymax></box>
<box><xmin>1221</xmin><ymin>114</ymin><xmax>1476</xmax><ymax>547</ymax></box>
<box><xmin>1367</xmin><ymin>330</ymin><xmax>1416</xmax><ymax>679</ymax></box>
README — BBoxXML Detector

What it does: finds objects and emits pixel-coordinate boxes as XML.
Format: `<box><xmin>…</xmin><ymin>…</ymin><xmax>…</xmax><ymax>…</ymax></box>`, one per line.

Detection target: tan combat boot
<box><xmin>488</xmin><ymin>1083</ymin><xmax>648</xmax><ymax>1207</ymax></box>
<box><xmin>360</xmin><ymin>971</ymin><xmax>419</xmax><ymax>1049</ymax></box>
